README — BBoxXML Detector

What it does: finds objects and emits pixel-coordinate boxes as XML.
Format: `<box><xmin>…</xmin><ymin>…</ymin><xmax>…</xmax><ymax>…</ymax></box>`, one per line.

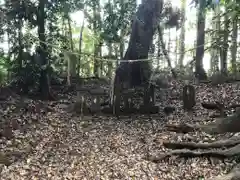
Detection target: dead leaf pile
<box><xmin>0</xmin><ymin>81</ymin><xmax>240</xmax><ymax>179</ymax></box>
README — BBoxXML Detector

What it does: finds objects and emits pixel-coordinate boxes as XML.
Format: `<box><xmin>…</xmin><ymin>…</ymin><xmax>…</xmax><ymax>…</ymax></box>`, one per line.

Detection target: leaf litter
<box><xmin>1</xmin><ymin>80</ymin><xmax>240</xmax><ymax>179</ymax></box>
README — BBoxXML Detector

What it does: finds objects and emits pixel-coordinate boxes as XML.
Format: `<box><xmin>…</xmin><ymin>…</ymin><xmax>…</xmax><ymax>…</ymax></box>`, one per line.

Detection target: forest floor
<box><xmin>1</xmin><ymin>79</ymin><xmax>240</xmax><ymax>179</ymax></box>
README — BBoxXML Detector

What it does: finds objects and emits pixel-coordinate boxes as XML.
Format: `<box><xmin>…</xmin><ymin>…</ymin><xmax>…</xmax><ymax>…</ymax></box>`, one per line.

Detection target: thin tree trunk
<box><xmin>67</xmin><ymin>15</ymin><xmax>74</xmax><ymax>51</ymax></box>
<box><xmin>220</xmin><ymin>11</ymin><xmax>229</xmax><ymax>75</ymax></box>
<box><xmin>178</xmin><ymin>0</ymin><xmax>186</xmax><ymax>69</ymax></box>
<box><xmin>66</xmin><ymin>14</ymin><xmax>76</xmax><ymax>86</ymax></box>
<box><xmin>119</xmin><ymin>0</ymin><xmax>125</xmax><ymax>61</ymax></box>
<box><xmin>93</xmin><ymin>1</ymin><xmax>101</xmax><ymax>77</ymax></box>
<box><xmin>7</xmin><ymin>29</ymin><xmax>11</xmax><ymax>80</ymax></box>
<box><xmin>37</xmin><ymin>0</ymin><xmax>51</xmax><ymax>100</ymax></box>
<box><xmin>175</xmin><ymin>27</ymin><xmax>178</xmax><ymax>67</ymax></box>
<box><xmin>99</xmin><ymin>44</ymin><xmax>103</xmax><ymax>77</ymax></box>
<box><xmin>157</xmin><ymin>31</ymin><xmax>161</xmax><ymax>69</ymax></box>
<box><xmin>231</xmin><ymin>12</ymin><xmax>238</xmax><ymax>75</ymax></box>
<box><xmin>167</xmin><ymin>29</ymin><xmax>171</xmax><ymax>68</ymax></box>
<box><xmin>77</xmin><ymin>18</ymin><xmax>84</xmax><ymax>77</ymax></box>
<box><xmin>210</xmin><ymin>4</ymin><xmax>220</xmax><ymax>73</ymax></box>
<box><xmin>158</xmin><ymin>26</ymin><xmax>176</xmax><ymax>78</ymax></box>
<box><xmin>107</xmin><ymin>43</ymin><xmax>113</xmax><ymax>77</ymax></box>
<box><xmin>17</xmin><ymin>20</ymin><xmax>23</xmax><ymax>69</ymax></box>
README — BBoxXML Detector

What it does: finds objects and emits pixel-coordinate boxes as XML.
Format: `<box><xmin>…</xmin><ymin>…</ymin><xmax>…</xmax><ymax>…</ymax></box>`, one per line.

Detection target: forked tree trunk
<box><xmin>114</xmin><ymin>0</ymin><xmax>163</xmax><ymax>87</ymax></box>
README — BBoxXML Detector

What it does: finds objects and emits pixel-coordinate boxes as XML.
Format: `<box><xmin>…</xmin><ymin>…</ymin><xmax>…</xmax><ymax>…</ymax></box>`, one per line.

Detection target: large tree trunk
<box><xmin>37</xmin><ymin>0</ymin><xmax>51</xmax><ymax>100</ymax></box>
<box><xmin>114</xmin><ymin>0</ymin><xmax>163</xmax><ymax>88</ymax></box>
<box><xmin>195</xmin><ymin>0</ymin><xmax>206</xmax><ymax>79</ymax></box>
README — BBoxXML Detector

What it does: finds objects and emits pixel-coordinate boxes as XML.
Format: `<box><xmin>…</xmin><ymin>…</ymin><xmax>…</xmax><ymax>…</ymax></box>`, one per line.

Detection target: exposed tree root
<box><xmin>210</xmin><ymin>167</ymin><xmax>240</xmax><ymax>180</ymax></box>
<box><xmin>151</xmin><ymin>107</ymin><xmax>240</xmax><ymax>179</ymax></box>
<box><xmin>163</xmin><ymin>136</ymin><xmax>240</xmax><ymax>150</ymax></box>
<box><xmin>166</xmin><ymin>108</ymin><xmax>240</xmax><ymax>134</ymax></box>
<box><xmin>147</xmin><ymin>144</ymin><xmax>240</xmax><ymax>163</ymax></box>
<box><xmin>165</xmin><ymin>123</ymin><xmax>200</xmax><ymax>133</ymax></box>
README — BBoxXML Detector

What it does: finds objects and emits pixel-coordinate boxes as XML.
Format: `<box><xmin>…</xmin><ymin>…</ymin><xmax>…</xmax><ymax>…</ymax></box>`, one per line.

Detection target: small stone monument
<box><xmin>182</xmin><ymin>80</ymin><xmax>196</xmax><ymax>110</ymax></box>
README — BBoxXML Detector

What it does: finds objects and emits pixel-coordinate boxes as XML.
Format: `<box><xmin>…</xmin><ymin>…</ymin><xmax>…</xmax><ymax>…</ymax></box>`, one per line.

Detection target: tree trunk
<box><xmin>66</xmin><ymin>14</ymin><xmax>77</xmax><ymax>86</ymax></box>
<box><xmin>6</xmin><ymin>28</ymin><xmax>11</xmax><ymax>80</ymax></box>
<box><xmin>220</xmin><ymin>11</ymin><xmax>229</xmax><ymax>75</ymax></box>
<box><xmin>231</xmin><ymin>13</ymin><xmax>238</xmax><ymax>75</ymax></box>
<box><xmin>167</xmin><ymin>29</ymin><xmax>171</xmax><ymax>68</ymax></box>
<box><xmin>195</xmin><ymin>0</ymin><xmax>206</xmax><ymax>79</ymax></box>
<box><xmin>175</xmin><ymin>28</ymin><xmax>178</xmax><ymax>67</ymax></box>
<box><xmin>114</xmin><ymin>0</ymin><xmax>163</xmax><ymax>87</ymax></box>
<box><xmin>158</xmin><ymin>26</ymin><xmax>177</xmax><ymax>78</ymax></box>
<box><xmin>210</xmin><ymin>4</ymin><xmax>220</xmax><ymax>73</ymax></box>
<box><xmin>114</xmin><ymin>44</ymin><xmax>119</xmax><ymax>68</ymax></box>
<box><xmin>93</xmin><ymin>1</ymin><xmax>101</xmax><ymax>78</ymax></box>
<box><xmin>119</xmin><ymin>0</ymin><xmax>125</xmax><ymax>61</ymax></box>
<box><xmin>37</xmin><ymin>0</ymin><xmax>51</xmax><ymax>100</ymax></box>
<box><xmin>99</xmin><ymin>44</ymin><xmax>103</xmax><ymax>76</ymax></box>
<box><xmin>77</xmin><ymin>18</ymin><xmax>85</xmax><ymax>76</ymax></box>
<box><xmin>178</xmin><ymin>0</ymin><xmax>186</xmax><ymax>69</ymax></box>
<box><xmin>67</xmin><ymin>14</ymin><xmax>74</xmax><ymax>51</ymax></box>
<box><xmin>119</xmin><ymin>31</ymin><xmax>124</xmax><ymax>61</ymax></box>
<box><xmin>17</xmin><ymin>20</ymin><xmax>23</xmax><ymax>69</ymax></box>
<box><xmin>107</xmin><ymin>43</ymin><xmax>113</xmax><ymax>77</ymax></box>
<box><xmin>157</xmin><ymin>31</ymin><xmax>161</xmax><ymax>69</ymax></box>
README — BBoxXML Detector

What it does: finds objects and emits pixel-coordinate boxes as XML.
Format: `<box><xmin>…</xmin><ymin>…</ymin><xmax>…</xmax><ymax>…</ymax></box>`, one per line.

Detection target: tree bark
<box><xmin>178</xmin><ymin>0</ymin><xmax>186</xmax><ymax>69</ymax></box>
<box><xmin>231</xmin><ymin>13</ymin><xmax>238</xmax><ymax>75</ymax></box>
<box><xmin>37</xmin><ymin>0</ymin><xmax>51</xmax><ymax>100</ymax></box>
<box><xmin>77</xmin><ymin>18</ymin><xmax>84</xmax><ymax>76</ymax></box>
<box><xmin>66</xmin><ymin>13</ymin><xmax>77</xmax><ymax>86</ymax></box>
<box><xmin>93</xmin><ymin>1</ymin><xmax>101</xmax><ymax>77</ymax></box>
<box><xmin>107</xmin><ymin>43</ymin><xmax>113</xmax><ymax>77</ymax></box>
<box><xmin>114</xmin><ymin>0</ymin><xmax>163</xmax><ymax>87</ymax></box>
<box><xmin>210</xmin><ymin>4</ymin><xmax>220</xmax><ymax>73</ymax></box>
<box><xmin>158</xmin><ymin>26</ymin><xmax>176</xmax><ymax>78</ymax></box>
<box><xmin>195</xmin><ymin>0</ymin><xmax>206</xmax><ymax>78</ymax></box>
<box><xmin>220</xmin><ymin>11</ymin><xmax>229</xmax><ymax>75</ymax></box>
<box><xmin>157</xmin><ymin>31</ymin><xmax>161</xmax><ymax>69</ymax></box>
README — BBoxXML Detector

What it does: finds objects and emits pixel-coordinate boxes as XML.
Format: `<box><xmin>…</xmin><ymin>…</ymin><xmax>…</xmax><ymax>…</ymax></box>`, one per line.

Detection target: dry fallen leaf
<box><xmin>0</xmin><ymin>79</ymin><xmax>239</xmax><ymax>179</ymax></box>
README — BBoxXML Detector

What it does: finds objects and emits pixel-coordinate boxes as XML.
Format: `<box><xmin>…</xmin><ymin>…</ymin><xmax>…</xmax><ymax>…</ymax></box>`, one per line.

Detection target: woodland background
<box><xmin>0</xmin><ymin>0</ymin><xmax>240</xmax><ymax>179</ymax></box>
